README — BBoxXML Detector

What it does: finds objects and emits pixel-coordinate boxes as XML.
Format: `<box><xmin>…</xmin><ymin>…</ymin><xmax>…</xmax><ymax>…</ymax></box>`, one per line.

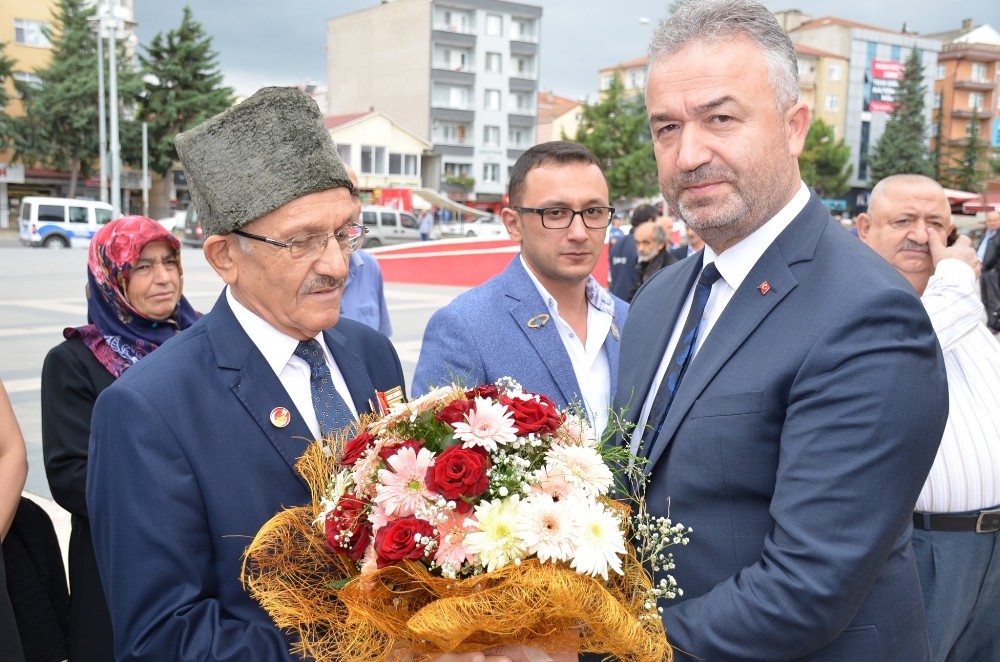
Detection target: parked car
<box><xmin>181</xmin><ymin>206</ymin><xmax>204</xmax><ymax>247</ymax></box>
<box><xmin>360</xmin><ymin>205</ymin><xmax>438</xmax><ymax>247</ymax></box>
<box><xmin>459</xmin><ymin>216</ymin><xmax>507</xmax><ymax>238</ymax></box>
<box><xmin>157</xmin><ymin>209</ymin><xmax>188</xmax><ymax>233</ymax></box>
<box><xmin>18</xmin><ymin>196</ymin><xmax>114</xmax><ymax>248</ymax></box>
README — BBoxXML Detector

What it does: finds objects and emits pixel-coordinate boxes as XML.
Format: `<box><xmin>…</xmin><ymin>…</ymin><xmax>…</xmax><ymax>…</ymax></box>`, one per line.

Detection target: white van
<box><xmin>18</xmin><ymin>197</ymin><xmax>115</xmax><ymax>248</ymax></box>
<box><xmin>360</xmin><ymin>205</ymin><xmax>438</xmax><ymax>247</ymax></box>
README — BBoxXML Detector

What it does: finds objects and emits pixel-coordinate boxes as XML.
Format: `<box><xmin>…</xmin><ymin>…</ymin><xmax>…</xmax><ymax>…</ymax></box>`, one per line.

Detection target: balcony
<box><xmin>951</xmin><ymin>108</ymin><xmax>986</xmax><ymax>119</ymax></box>
<box><xmin>953</xmin><ymin>78</ymin><xmax>997</xmax><ymax>92</ymax></box>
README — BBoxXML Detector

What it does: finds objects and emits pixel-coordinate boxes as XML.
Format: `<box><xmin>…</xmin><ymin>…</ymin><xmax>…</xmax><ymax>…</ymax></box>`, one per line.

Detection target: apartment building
<box><xmin>925</xmin><ymin>20</ymin><xmax>1000</xmax><ymax>200</ymax></box>
<box><xmin>326</xmin><ymin>0</ymin><xmax>541</xmax><ymax>206</ymax></box>
<box><xmin>536</xmin><ymin>91</ymin><xmax>581</xmax><ymax>143</ymax></box>
<box><xmin>794</xmin><ymin>43</ymin><xmax>849</xmax><ymax>139</ymax></box>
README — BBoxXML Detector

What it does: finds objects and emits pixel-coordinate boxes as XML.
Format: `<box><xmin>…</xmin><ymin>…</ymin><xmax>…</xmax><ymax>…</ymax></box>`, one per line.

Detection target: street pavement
<box><xmin>0</xmin><ymin>232</ymin><xmax>470</xmax><ymax>567</ymax></box>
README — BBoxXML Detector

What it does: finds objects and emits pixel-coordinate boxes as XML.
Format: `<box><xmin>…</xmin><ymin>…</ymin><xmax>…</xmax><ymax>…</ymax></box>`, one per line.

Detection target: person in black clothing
<box><xmin>1</xmin><ymin>379</ymin><xmax>28</xmax><ymax>662</ymax></box>
<box><xmin>608</xmin><ymin>203</ymin><xmax>659</xmax><ymax>299</ymax></box>
<box><xmin>41</xmin><ymin>216</ymin><xmax>200</xmax><ymax>662</ymax></box>
<box><xmin>627</xmin><ymin>219</ymin><xmax>677</xmax><ymax>301</ymax></box>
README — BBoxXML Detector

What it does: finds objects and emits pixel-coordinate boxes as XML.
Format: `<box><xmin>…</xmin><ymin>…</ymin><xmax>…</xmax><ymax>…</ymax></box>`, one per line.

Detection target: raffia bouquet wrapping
<box><xmin>245</xmin><ymin>380</ymin><xmax>685</xmax><ymax>661</ymax></box>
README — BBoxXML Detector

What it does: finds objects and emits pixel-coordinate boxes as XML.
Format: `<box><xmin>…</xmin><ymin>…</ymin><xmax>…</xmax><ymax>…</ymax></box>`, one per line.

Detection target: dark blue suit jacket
<box><xmin>412</xmin><ymin>257</ymin><xmax>628</xmax><ymax>415</ymax></box>
<box><xmin>617</xmin><ymin>193</ymin><xmax>947</xmax><ymax>661</ymax></box>
<box><xmin>86</xmin><ymin>292</ymin><xmax>404</xmax><ymax>661</ymax></box>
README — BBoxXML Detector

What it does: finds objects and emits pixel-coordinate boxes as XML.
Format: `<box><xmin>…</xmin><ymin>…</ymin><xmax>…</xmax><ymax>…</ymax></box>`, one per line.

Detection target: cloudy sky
<box><xmin>132</xmin><ymin>0</ymin><xmax>1000</xmax><ymax>104</ymax></box>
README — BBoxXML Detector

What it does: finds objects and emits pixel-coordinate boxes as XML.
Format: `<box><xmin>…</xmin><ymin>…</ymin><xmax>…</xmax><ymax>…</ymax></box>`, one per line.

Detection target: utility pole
<box><xmin>107</xmin><ymin>0</ymin><xmax>122</xmax><ymax>217</ymax></box>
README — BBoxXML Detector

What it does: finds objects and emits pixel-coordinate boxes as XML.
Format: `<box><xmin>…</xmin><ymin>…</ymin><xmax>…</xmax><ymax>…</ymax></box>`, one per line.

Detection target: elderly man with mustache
<box><xmin>858</xmin><ymin>173</ymin><xmax>1000</xmax><ymax>662</ymax></box>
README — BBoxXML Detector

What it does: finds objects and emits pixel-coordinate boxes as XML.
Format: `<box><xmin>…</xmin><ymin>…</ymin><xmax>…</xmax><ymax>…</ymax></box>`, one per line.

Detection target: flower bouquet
<box><xmin>244</xmin><ymin>379</ymin><xmax>689</xmax><ymax>661</ymax></box>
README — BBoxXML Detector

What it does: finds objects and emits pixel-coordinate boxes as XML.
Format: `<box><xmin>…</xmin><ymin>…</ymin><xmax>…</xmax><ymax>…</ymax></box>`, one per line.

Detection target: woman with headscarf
<box><xmin>41</xmin><ymin>216</ymin><xmax>200</xmax><ymax>661</ymax></box>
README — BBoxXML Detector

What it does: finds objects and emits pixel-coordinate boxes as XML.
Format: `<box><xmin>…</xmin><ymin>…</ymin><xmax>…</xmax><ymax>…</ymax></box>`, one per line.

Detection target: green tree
<box><xmin>569</xmin><ymin>74</ymin><xmax>658</xmax><ymax>203</ymax></box>
<box><xmin>13</xmin><ymin>0</ymin><xmax>141</xmax><ymax>196</ymax></box>
<box><xmin>0</xmin><ymin>42</ymin><xmax>15</xmax><ymax>150</ymax></box>
<box><xmin>867</xmin><ymin>48</ymin><xmax>933</xmax><ymax>184</ymax></box>
<box><xmin>940</xmin><ymin>109</ymin><xmax>988</xmax><ymax>193</ymax></box>
<box><xmin>798</xmin><ymin>118</ymin><xmax>852</xmax><ymax>198</ymax></box>
<box><xmin>127</xmin><ymin>6</ymin><xmax>233</xmax><ymax>217</ymax></box>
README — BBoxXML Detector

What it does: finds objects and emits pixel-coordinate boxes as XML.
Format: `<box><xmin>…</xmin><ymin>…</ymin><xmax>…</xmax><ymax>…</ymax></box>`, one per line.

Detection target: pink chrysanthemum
<box><xmin>433</xmin><ymin>510</ymin><xmax>478</xmax><ymax>573</ymax></box>
<box><xmin>373</xmin><ymin>446</ymin><xmax>436</xmax><ymax>516</ymax></box>
<box><xmin>452</xmin><ymin>397</ymin><xmax>518</xmax><ymax>452</ymax></box>
<box><xmin>545</xmin><ymin>444</ymin><xmax>613</xmax><ymax>496</ymax></box>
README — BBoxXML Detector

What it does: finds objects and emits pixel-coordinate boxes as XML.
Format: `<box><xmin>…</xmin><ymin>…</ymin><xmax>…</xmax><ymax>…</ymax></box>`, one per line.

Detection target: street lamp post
<box><xmin>107</xmin><ymin>0</ymin><xmax>122</xmax><ymax>218</ymax></box>
<box><xmin>90</xmin><ymin>11</ymin><xmax>108</xmax><ymax>204</ymax></box>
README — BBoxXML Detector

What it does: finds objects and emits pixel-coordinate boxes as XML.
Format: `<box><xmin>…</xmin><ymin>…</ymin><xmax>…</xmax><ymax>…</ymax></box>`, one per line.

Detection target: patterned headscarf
<box><xmin>65</xmin><ymin>215</ymin><xmax>201</xmax><ymax>377</ymax></box>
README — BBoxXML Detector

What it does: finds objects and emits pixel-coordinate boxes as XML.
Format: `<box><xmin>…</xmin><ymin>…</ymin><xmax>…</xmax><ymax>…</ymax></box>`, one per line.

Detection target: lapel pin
<box><xmin>758</xmin><ymin>281</ymin><xmax>771</xmax><ymax>295</ymax></box>
<box><xmin>270</xmin><ymin>407</ymin><xmax>291</xmax><ymax>428</ymax></box>
<box><xmin>611</xmin><ymin>323</ymin><xmax>620</xmax><ymax>341</ymax></box>
<box><xmin>527</xmin><ymin>313</ymin><xmax>550</xmax><ymax>329</ymax></box>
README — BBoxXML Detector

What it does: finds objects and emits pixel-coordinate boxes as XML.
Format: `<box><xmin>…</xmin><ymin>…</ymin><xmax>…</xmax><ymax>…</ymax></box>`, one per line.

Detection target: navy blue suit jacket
<box><xmin>617</xmin><ymin>193</ymin><xmax>947</xmax><ymax>660</ymax></box>
<box><xmin>86</xmin><ymin>292</ymin><xmax>404</xmax><ymax>661</ymax></box>
<box><xmin>413</xmin><ymin>257</ymin><xmax>628</xmax><ymax>416</ymax></box>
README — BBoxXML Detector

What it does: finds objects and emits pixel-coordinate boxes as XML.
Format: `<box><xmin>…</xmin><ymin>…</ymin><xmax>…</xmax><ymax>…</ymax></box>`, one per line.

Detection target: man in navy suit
<box><xmin>618</xmin><ymin>2</ymin><xmax>948</xmax><ymax>660</ymax></box>
<box><xmin>414</xmin><ymin>141</ymin><xmax>628</xmax><ymax>439</ymax></box>
<box><xmin>85</xmin><ymin>88</ymin><xmax>410</xmax><ymax>661</ymax></box>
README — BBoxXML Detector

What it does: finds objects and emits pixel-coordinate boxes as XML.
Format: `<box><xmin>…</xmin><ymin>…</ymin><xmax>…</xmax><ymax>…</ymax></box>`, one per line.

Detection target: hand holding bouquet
<box><xmin>245</xmin><ymin>379</ymin><xmax>689</xmax><ymax>661</ymax></box>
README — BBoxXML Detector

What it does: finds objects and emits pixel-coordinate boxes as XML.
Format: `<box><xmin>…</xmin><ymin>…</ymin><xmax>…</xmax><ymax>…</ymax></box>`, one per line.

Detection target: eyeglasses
<box><xmin>513</xmin><ymin>206</ymin><xmax>615</xmax><ymax>229</ymax></box>
<box><xmin>233</xmin><ymin>224</ymin><xmax>366</xmax><ymax>259</ymax></box>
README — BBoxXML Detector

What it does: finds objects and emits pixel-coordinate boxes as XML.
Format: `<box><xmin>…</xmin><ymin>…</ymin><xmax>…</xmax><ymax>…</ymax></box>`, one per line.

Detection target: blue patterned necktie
<box><xmin>294</xmin><ymin>339</ymin><xmax>354</xmax><ymax>437</ymax></box>
<box><xmin>642</xmin><ymin>262</ymin><xmax>722</xmax><ymax>456</ymax></box>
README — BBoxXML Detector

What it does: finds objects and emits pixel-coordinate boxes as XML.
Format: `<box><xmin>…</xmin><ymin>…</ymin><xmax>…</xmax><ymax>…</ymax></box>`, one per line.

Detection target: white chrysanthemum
<box><xmin>571</xmin><ymin>500</ymin><xmax>626</xmax><ymax>580</ymax></box>
<box><xmin>464</xmin><ymin>495</ymin><xmax>528</xmax><ymax>572</ymax></box>
<box><xmin>545</xmin><ymin>445</ymin><xmax>613</xmax><ymax>496</ymax></box>
<box><xmin>515</xmin><ymin>493</ymin><xmax>580</xmax><ymax>564</ymax></box>
<box><xmin>452</xmin><ymin>397</ymin><xmax>518</xmax><ymax>453</ymax></box>
<box><xmin>529</xmin><ymin>466</ymin><xmax>582</xmax><ymax>502</ymax></box>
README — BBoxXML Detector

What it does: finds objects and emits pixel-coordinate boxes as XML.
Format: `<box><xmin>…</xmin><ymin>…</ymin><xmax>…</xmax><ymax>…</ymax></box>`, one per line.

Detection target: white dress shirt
<box><xmin>635</xmin><ymin>183</ymin><xmax>811</xmax><ymax>436</ymax></box>
<box><xmin>915</xmin><ymin>258</ymin><xmax>1000</xmax><ymax>512</ymax></box>
<box><xmin>227</xmin><ymin>288</ymin><xmax>358</xmax><ymax>439</ymax></box>
<box><xmin>521</xmin><ymin>257</ymin><xmax>614</xmax><ymax>438</ymax></box>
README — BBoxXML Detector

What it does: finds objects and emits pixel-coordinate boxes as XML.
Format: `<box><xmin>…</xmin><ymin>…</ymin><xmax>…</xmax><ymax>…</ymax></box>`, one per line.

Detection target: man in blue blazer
<box><xmin>86</xmin><ymin>88</ymin><xmax>406</xmax><ymax>661</ymax></box>
<box><xmin>620</xmin><ymin>2</ymin><xmax>948</xmax><ymax>660</ymax></box>
<box><xmin>414</xmin><ymin>141</ymin><xmax>628</xmax><ymax>438</ymax></box>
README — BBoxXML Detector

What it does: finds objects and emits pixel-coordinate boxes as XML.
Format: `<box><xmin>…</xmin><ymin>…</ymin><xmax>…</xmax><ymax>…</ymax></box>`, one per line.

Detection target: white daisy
<box><xmin>452</xmin><ymin>397</ymin><xmax>518</xmax><ymax>453</ymax></box>
<box><xmin>515</xmin><ymin>493</ymin><xmax>580</xmax><ymax>564</ymax></box>
<box><xmin>545</xmin><ymin>444</ymin><xmax>614</xmax><ymax>496</ymax></box>
<box><xmin>570</xmin><ymin>500</ymin><xmax>626</xmax><ymax>581</ymax></box>
<box><xmin>463</xmin><ymin>495</ymin><xmax>528</xmax><ymax>572</ymax></box>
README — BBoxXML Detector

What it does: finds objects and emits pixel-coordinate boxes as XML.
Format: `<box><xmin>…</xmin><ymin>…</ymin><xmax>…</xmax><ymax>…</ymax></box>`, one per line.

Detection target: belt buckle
<box><xmin>976</xmin><ymin>508</ymin><xmax>1000</xmax><ymax>533</ymax></box>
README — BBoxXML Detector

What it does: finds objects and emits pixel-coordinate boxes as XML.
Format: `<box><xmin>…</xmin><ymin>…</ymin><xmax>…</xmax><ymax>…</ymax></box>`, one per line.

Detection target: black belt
<box><xmin>913</xmin><ymin>509</ymin><xmax>1000</xmax><ymax>534</ymax></box>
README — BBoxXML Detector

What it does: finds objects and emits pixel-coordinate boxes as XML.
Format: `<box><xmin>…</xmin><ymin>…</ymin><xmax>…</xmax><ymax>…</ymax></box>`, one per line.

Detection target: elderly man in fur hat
<box><xmin>83</xmin><ymin>87</ymin><xmax>418</xmax><ymax>661</ymax></box>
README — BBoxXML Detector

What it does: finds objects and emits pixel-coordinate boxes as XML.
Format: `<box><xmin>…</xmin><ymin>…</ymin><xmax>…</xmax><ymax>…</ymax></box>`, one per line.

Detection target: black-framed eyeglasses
<box><xmin>513</xmin><ymin>206</ymin><xmax>615</xmax><ymax>229</ymax></box>
<box><xmin>233</xmin><ymin>224</ymin><xmax>366</xmax><ymax>259</ymax></box>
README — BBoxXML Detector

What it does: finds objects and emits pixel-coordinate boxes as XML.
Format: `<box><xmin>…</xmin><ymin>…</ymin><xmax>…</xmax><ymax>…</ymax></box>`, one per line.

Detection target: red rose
<box><xmin>340</xmin><ymin>430</ymin><xmax>375</xmax><ymax>466</ymax></box>
<box><xmin>373</xmin><ymin>516</ymin><xmax>436</xmax><ymax>568</ymax></box>
<box><xmin>500</xmin><ymin>393</ymin><xmax>563</xmax><ymax>436</ymax></box>
<box><xmin>377</xmin><ymin>437</ymin><xmax>425</xmax><ymax>462</ymax></box>
<box><xmin>465</xmin><ymin>384</ymin><xmax>500</xmax><ymax>400</ymax></box>
<box><xmin>425</xmin><ymin>445</ymin><xmax>490</xmax><ymax>513</ymax></box>
<box><xmin>436</xmin><ymin>398</ymin><xmax>473</xmax><ymax>426</ymax></box>
<box><xmin>325</xmin><ymin>493</ymin><xmax>371</xmax><ymax>561</ymax></box>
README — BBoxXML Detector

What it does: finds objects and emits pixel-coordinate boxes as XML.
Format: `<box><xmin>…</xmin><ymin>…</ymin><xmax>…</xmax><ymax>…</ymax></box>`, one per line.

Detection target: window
<box><xmin>362</xmin><ymin>210</ymin><xmax>378</xmax><ymax>227</ymax></box>
<box><xmin>971</xmin><ymin>62</ymin><xmax>988</xmax><ymax>82</ymax></box>
<box><xmin>485</xmin><ymin>52</ymin><xmax>502</xmax><ymax>73</ymax></box>
<box><xmin>400</xmin><ymin>213</ymin><xmax>418</xmax><ymax>230</ymax></box>
<box><xmin>512</xmin><ymin>56</ymin><xmax>534</xmax><ymax>78</ymax></box>
<box><xmin>434</xmin><ymin>84</ymin><xmax>471</xmax><ymax>109</ymax></box>
<box><xmin>483</xmin><ymin>125</ymin><xmax>500</xmax><ymax>147</ymax></box>
<box><xmin>510</xmin><ymin>91</ymin><xmax>532</xmax><ymax>113</ymax></box>
<box><xmin>511</xmin><ymin>18</ymin><xmax>536</xmax><ymax>41</ymax></box>
<box><xmin>444</xmin><ymin>162</ymin><xmax>471</xmax><ymax>177</ymax></box>
<box><xmin>824</xmin><ymin>94</ymin><xmax>839</xmax><ymax>112</ymax></box>
<box><xmin>486</xmin><ymin>14</ymin><xmax>502</xmax><ymax>36</ymax></box>
<box><xmin>482</xmin><ymin>163</ymin><xmax>500</xmax><ymax>184</ymax></box>
<box><xmin>936</xmin><ymin>64</ymin><xmax>946</xmax><ymax>80</ymax></box>
<box><xmin>600</xmin><ymin>73</ymin><xmax>615</xmax><ymax>90</ymax></box>
<box><xmin>509</xmin><ymin>127</ymin><xmax>530</xmax><ymax>147</ymax></box>
<box><xmin>827</xmin><ymin>62</ymin><xmax>841</xmax><ymax>81</ymax></box>
<box><xmin>14</xmin><ymin>19</ymin><xmax>51</xmax><ymax>47</ymax></box>
<box><xmin>970</xmin><ymin>91</ymin><xmax>984</xmax><ymax>111</ymax></box>
<box><xmin>13</xmin><ymin>72</ymin><xmax>42</xmax><ymax>97</ymax></box>
<box><xmin>388</xmin><ymin>153</ymin><xmax>418</xmax><ymax>176</ymax></box>
<box><xmin>68</xmin><ymin>206</ymin><xmax>88</xmax><ymax>224</ymax></box>
<box><xmin>360</xmin><ymin>145</ymin><xmax>386</xmax><ymax>174</ymax></box>
<box><xmin>38</xmin><ymin>205</ymin><xmax>65</xmax><ymax>224</ymax></box>
<box><xmin>484</xmin><ymin>89</ymin><xmax>501</xmax><ymax>111</ymax></box>
<box><xmin>934</xmin><ymin>93</ymin><xmax>942</xmax><ymax>109</ymax></box>
<box><xmin>628</xmin><ymin>69</ymin><xmax>645</xmax><ymax>89</ymax></box>
<box><xmin>439</xmin><ymin>123</ymin><xmax>468</xmax><ymax>144</ymax></box>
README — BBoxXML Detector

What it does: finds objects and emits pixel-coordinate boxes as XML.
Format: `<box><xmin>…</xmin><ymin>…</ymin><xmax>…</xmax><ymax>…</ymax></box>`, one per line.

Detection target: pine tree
<box><xmin>867</xmin><ymin>49</ymin><xmax>933</xmax><ymax>184</ymax></box>
<box><xmin>0</xmin><ymin>42</ymin><xmax>14</xmax><ymax>149</ymax></box>
<box><xmin>799</xmin><ymin>118</ymin><xmax>853</xmax><ymax>198</ymax></box>
<box><xmin>946</xmin><ymin>109</ymin><xmax>987</xmax><ymax>193</ymax></box>
<box><xmin>129</xmin><ymin>6</ymin><xmax>233</xmax><ymax>217</ymax></box>
<box><xmin>12</xmin><ymin>0</ymin><xmax>141</xmax><ymax>196</ymax></box>
<box><xmin>569</xmin><ymin>74</ymin><xmax>658</xmax><ymax>203</ymax></box>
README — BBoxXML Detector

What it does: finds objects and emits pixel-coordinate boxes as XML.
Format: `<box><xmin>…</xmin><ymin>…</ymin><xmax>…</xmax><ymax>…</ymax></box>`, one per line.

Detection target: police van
<box><xmin>18</xmin><ymin>197</ymin><xmax>115</xmax><ymax>248</ymax></box>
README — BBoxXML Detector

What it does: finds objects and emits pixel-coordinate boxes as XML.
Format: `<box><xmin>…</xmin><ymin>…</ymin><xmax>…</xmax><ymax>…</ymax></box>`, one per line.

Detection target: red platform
<box><xmin>370</xmin><ymin>238</ymin><xmax>610</xmax><ymax>288</ymax></box>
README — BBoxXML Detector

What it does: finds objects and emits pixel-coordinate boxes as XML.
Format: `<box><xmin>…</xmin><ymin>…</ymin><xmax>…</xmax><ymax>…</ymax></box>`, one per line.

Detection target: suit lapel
<box><xmin>642</xmin><ymin>194</ymin><xmax>827</xmax><ymax>474</ymax></box>
<box><xmin>325</xmin><ymin>326</ymin><xmax>376</xmax><ymax>416</ymax></box>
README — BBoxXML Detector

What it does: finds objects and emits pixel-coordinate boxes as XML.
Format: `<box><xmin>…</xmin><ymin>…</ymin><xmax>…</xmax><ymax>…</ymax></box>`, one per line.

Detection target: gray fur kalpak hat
<box><xmin>174</xmin><ymin>86</ymin><xmax>352</xmax><ymax>237</ymax></box>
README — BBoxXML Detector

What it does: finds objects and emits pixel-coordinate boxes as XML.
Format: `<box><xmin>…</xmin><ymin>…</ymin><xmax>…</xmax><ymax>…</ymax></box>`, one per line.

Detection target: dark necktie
<box><xmin>294</xmin><ymin>339</ymin><xmax>354</xmax><ymax>437</ymax></box>
<box><xmin>642</xmin><ymin>262</ymin><xmax>722</xmax><ymax>456</ymax></box>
